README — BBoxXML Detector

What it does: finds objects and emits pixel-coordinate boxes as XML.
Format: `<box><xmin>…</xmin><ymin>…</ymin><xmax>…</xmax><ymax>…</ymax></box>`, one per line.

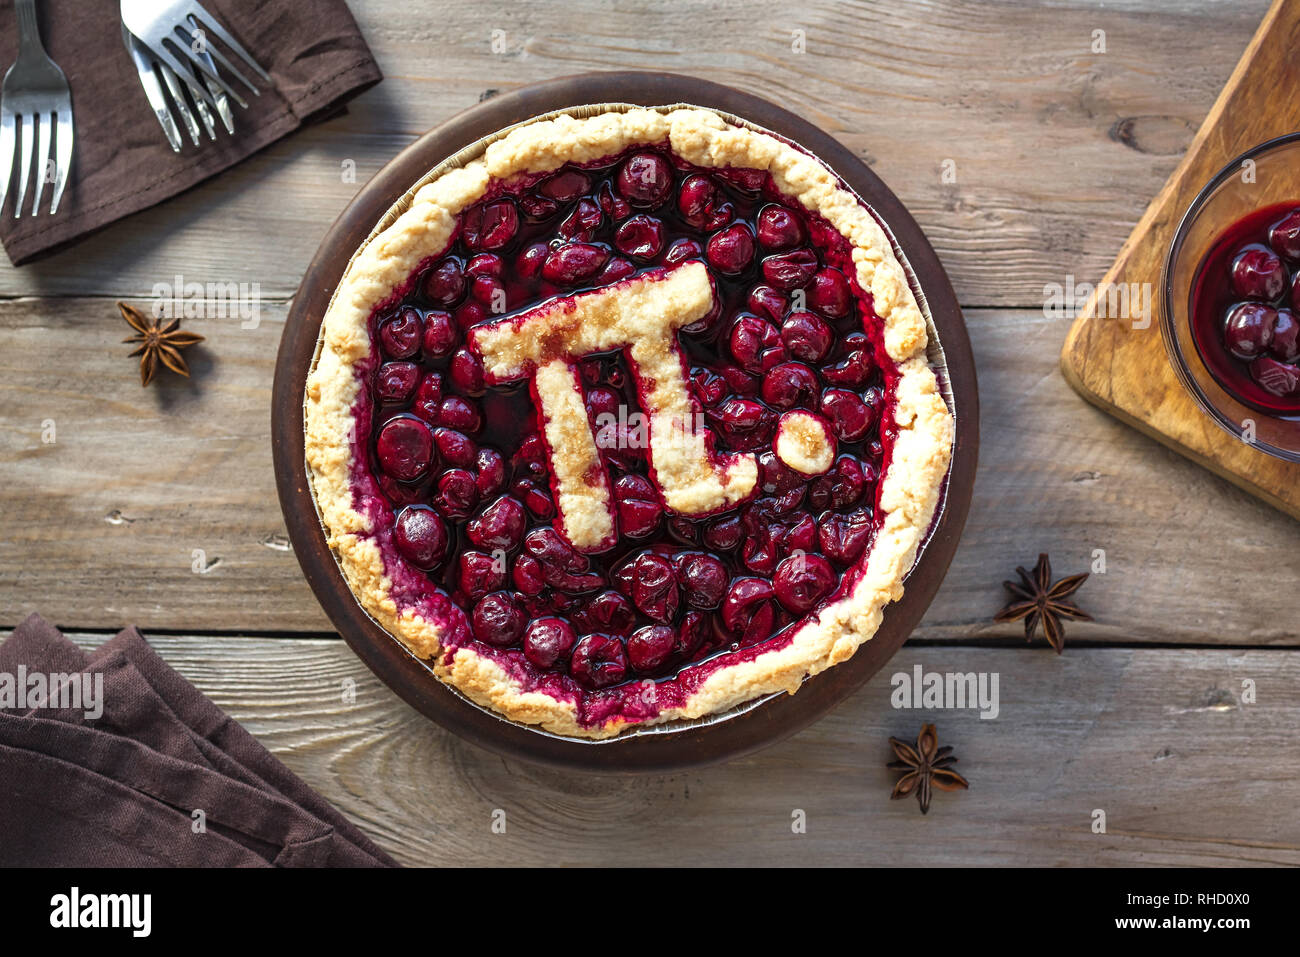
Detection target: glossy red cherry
<box><xmin>393</xmin><ymin>506</ymin><xmax>448</xmax><ymax>568</ymax></box>
<box><xmin>376</xmin><ymin>416</ymin><xmax>433</xmax><ymax>481</ymax></box>
<box><xmin>704</xmin><ymin>514</ymin><xmax>744</xmax><ymax>551</ymax></box>
<box><xmin>747</xmin><ymin>284</ymin><xmax>787</xmax><ymax>323</ymax></box>
<box><xmin>614</xmin><ymin>474</ymin><xmax>662</xmax><ymax>538</ymax></box>
<box><xmin>559</xmin><ymin>197</ymin><xmax>603</xmax><ymax>242</ymax></box>
<box><xmin>472</xmin><ymin>592</ymin><xmax>526</xmax><ymax>646</ymax></box>
<box><xmin>466</xmin><ymin>253</ymin><xmax>503</xmax><ymax>278</ymax></box>
<box><xmin>523</xmin><ymin>617</ymin><xmax>577</xmax><ymax>668</ymax></box>
<box><xmin>663</xmin><ymin>237</ymin><xmax>704</xmax><ymax>265</ymax></box>
<box><xmin>1230</xmin><ymin>244</ymin><xmax>1286</xmax><ymax>301</ymax></box>
<box><xmin>516</xmin><ymin>242</ymin><xmax>549</xmax><ymax>280</ymax></box>
<box><xmin>539</xmin><ymin>168</ymin><xmax>591</xmax><ymax>203</ymax></box>
<box><xmin>678</xmin><ymin>173</ymin><xmax>720</xmax><ymax>227</ymax></box>
<box><xmin>375</xmin><ymin>362</ymin><xmax>420</xmax><ymax>403</ymax></box>
<box><xmin>721</xmin><ymin>578</ymin><xmax>776</xmax><ymax>644</ymax></box>
<box><xmin>809</xmin><ymin>456</ymin><xmax>867</xmax><ymax>510</ymax></box>
<box><xmin>818</xmin><ymin>508</ymin><xmax>873</xmax><ymax>565</ymax></box>
<box><xmin>679</xmin><ymin>553</ymin><xmax>728</xmax><ymax>609</ymax></box>
<box><xmin>807</xmin><ymin>267</ymin><xmax>852</xmax><ymax>318</ymax></box>
<box><xmin>1223</xmin><ymin>302</ymin><xmax>1277</xmax><ymax>361</ymax></box>
<box><xmin>449</xmin><ymin>348</ymin><xmax>486</xmax><ymax>396</ymax></box>
<box><xmin>1271</xmin><ymin>308</ymin><xmax>1300</xmax><ymax>362</ymax></box>
<box><xmin>466</xmin><ymin>495</ymin><xmax>526</xmax><ymax>552</ymax></box>
<box><xmin>433</xmin><ymin>395</ymin><xmax>482</xmax><ymax>433</ymax></box>
<box><xmin>821</xmin><ymin>388</ymin><xmax>874</xmax><ymax>441</ymax></box>
<box><xmin>599</xmin><ymin>257</ymin><xmax>636</xmax><ymax>284</ymax></box>
<box><xmin>1268</xmin><ymin>207</ymin><xmax>1300</xmax><ymax>260</ymax></box>
<box><xmin>706</xmin><ymin>222</ymin><xmax>757</xmax><ymax>276</ymax></box>
<box><xmin>433</xmin><ymin>468</ymin><xmax>479</xmax><ymax>520</ymax></box>
<box><xmin>730</xmin><ymin>314</ymin><xmax>786</xmax><ymax>373</ymax></box>
<box><xmin>462</xmin><ymin>199</ymin><xmax>519</xmax><ymax>251</ymax></box>
<box><xmin>543</xmin><ymin>243</ymin><xmax>610</xmax><ymax>284</ymax></box>
<box><xmin>569</xmin><ymin>634</ymin><xmax>629</xmax><ymax>689</ymax></box>
<box><xmin>616</xmin><ymin>152</ymin><xmax>673</xmax><ymax>207</ymax></box>
<box><xmin>423</xmin><ymin>258</ymin><xmax>466</xmax><ymax>305</ymax></box>
<box><xmin>379</xmin><ymin>307</ymin><xmax>422</xmax><ymax>359</ymax></box>
<box><xmin>773</xmin><ymin>553</ymin><xmax>836</xmax><ymax>613</ymax></box>
<box><xmin>512</xmin><ymin>554</ymin><xmax>546</xmax><ymax>596</ymax></box>
<box><xmin>597</xmin><ymin>180</ymin><xmax>631</xmax><ymax>221</ymax></box>
<box><xmin>756</xmin><ymin>204</ymin><xmax>806</xmax><ymax>250</ymax></box>
<box><xmin>629</xmin><ymin>552</ymin><xmax>679</xmax><ymax>623</ymax></box>
<box><xmin>474</xmin><ymin>447</ymin><xmax>506</xmax><ymax>498</ymax></box>
<box><xmin>459</xmin><ymin>550</ymin><xmax>506</xmax><ymax>602</ymax></box>
<box><xmin>614</xmin><ymin>214</ymin><xmax>665</xmax><ymax>261</ymax></box>
<box><xmin>628</xmin><ymin>625</ymin><xmax>676</xmax><ymax>673</ymax></box>
<box><xmin>1249</xmin><ymin>355</ymin><xmax>1300</xmax><ymax>396</ymax></box>
<box><xmin>761</xmin><ymin>361</ymin><xmax>819</xmax><ymax>409</ymax></box>
<box><xmin>421</xmin><ymin>310</ymin><xmax>457</xmax><ymax>357</ymax></box>
<box><xmin>762</xmin><ymin>248</ymin><xmax>819</xmax><ymax>290</ymax></box>
<box><xmin>780</xmin><ymin>311</ymin><xmax>832</xmax><ymax>362</ymax></box>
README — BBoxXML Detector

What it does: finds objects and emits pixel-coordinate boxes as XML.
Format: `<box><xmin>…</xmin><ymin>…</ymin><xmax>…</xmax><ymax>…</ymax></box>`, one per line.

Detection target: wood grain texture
<box><xmin>2</xmin><ymin>296</ymin><xmax>1295</xmax><ymax>643</ymax></box>
<box><xmin>59</xmin><ymin>633</ymin><xmax>1299</xmax><ymax>866</ymax></box>
<box><xmin>1061</xmin><ymin>0</ymin><xmax>1300</xmax><ymax>518</ymax></box>
<box><xmin>0</xmin><ymin>0</ymin><xmax>1272</xmax><ymax>304</ymax></box>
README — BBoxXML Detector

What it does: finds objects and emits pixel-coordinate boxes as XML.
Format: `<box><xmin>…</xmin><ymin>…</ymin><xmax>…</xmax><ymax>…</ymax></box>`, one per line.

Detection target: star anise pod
<box><xmin>994</xmin><ymin>553</ymin><xmax>1092</xmax><ymax>654</ymax></box>
<box><xmin>119</xmin><ymin>301</ymin><xmax>204</xmax><ymax>387</ymax></box>
<box><xmin>887</xmin><ymin>723</ymin><xmax>969</xmax><ymax>815</ymax></box>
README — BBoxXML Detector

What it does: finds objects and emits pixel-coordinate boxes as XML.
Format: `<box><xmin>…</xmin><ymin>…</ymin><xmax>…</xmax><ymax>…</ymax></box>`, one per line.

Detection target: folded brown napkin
<box><xmin>0</xmin><ymin>614</ymin><xmax>397</xmax><ymax>867</ymax></box>
<box><xmin>0</xmin><ymin>0</ymin><xmax>381</xmax><ymax>265</ymax></box>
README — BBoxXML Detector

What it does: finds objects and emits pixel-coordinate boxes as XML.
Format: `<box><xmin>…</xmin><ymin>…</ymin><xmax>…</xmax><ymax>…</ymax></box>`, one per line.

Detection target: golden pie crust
<box><xmin>304</xmin><ymin>106</ymin><xmax>954</xmax><ymax>739</ymax></box>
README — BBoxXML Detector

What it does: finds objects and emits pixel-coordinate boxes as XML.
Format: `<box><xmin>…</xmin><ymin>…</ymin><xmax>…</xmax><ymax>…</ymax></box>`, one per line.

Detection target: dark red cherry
<box><xmin>523</xmin><ymin>617</ymin><xmax>577</xmax><ymax>668</ymax></box>
<box><xmin>599</xmin><ymin>257</ymin><xmax>636</xmax><ymax>284</ymax></box>
<box><xmin>704</xmin><ymin>514</ymin><xmax>744</xmax><ymax>551</ymax></box>
<box><xmin>433</xmin><ymin>468</ymin><xmax>478</xmax><ymax>520</ymax></box>
<box><xmin>379</xmin><ymin>307</ymin><xmax>422</xmax><ymax>359</ymax></box>
<box><xmin>393</xmin><ymin>506</ymin><xmax>448</xmax><ymax>568</ymax></box>
<box><xmin>586</xmin><ymin>385</ymin><xmax>622</xmax><ymax>420</ymax></box>
<box><xmin>423</xmin><ymin>258</ymin><xmax>466</xmax><ymax>306</ymax></box>
<box><xmin>676</xmin><ymin>610</ymin><xmax>710</xmax><ymax>658</ymax></box>
<box><xmin>679</xmin><ymin>553</ymin><xmax>727</xmax><ymax>610</ymax></box>
<box><xmin>466</xmin><ymin>495</ymin><xmax>526</xmax><ymax>551</ymax></box>
<box><xmin>629</xmin><ymin>552</ymin><xmax>679</xmax><ymax>623</ymax></box>
<box><xmin>689</xmin><ymin>367</ymin><xmax>727</xmax><ymax>407</ymax></box>
<box><xmin>818</xmin><ymin>508</ymin><xmax>873</xmax><ymax>565</ymax></box>
<box><xmin>663</xmin><ymin>237</ymin><xmax>704</xmax><ymax>265</ymax></box>
<box><xmin>1230</xmin><ymin>244</ymin><xmax>1286</xmax><ymax>301</ymax></box>
<box><xmin>448</xmin><ymin>348</ymin><xmax>486</xmax><ymax>396</ymax></box>
<box><xmin>558</xmin><ymin>197</ymin><xmax>603</xmax><ymax>241</ymax></box>
<box><xmin>472</xmin><ymin>592</ymin><xmax>526</xmax><ymax>647</ymax></box>
<box><xmin>721</xmin><ymin>578</ymin><xmax>776</xmax><ymax>644</ymax></box>
<box><xmin>375</xmin><ymin>362</ymin><xmax>420</xmax><ymax>403</ymax></box>
<box><xmin>678</xmin><ymin>173</ymin><xmax>720</xmax><ymax>226</ymax></box>
<box><xmin>569</xmin><ymin>634</ymin><xmax>629</xmax><ymax>689</ymax></box>
<box><xmin>614</xmin><ymin>214</ymin><xmax>665</xmax><ymax>261</ymax></box>
<box><xmin>807</xmin><ymin>268</ymin><xmax>852</xmax><ymax>318</ymax></box>
<box><xmin>614</xmin><ymin>474</ymin><xmax>662</xmax><ymax>538</ymax></box>
<box><xmin>466</xmin><ymin>253</ymin><xmax>503</xmax><ymax>278</ymax></box>
<box><xmin>756</xmin><ymin>204</ymin><xmax>806</xmax><ymax>251</ymax></box>
<box><xmin>712</xmin><ymin>397</ymin><xmax>773</xmax><ymax>446</ymax></box>
<box><xmin>514</xmin><ymin>479</ymin><xmax>555</xmax><ymax>520</ymax></box>
<box><xmin>761</xmin><ymin>361</ymin><xmax>819</xmax><ymax>409</ymax></box>
<box><xmin>543</xmin><ymin>243</ymin><xmax>610</xmax><ymax>284</ymax></box>
<box><xmin>434</xmin><ymin>395</ymin><xmax>482</xmax><ymax>433</ymax></box>
<box><xmin>512</xmin><ymin>555</ymin><xmax>546</xmax><ymax>596</ymax></box>
<box><xmin>809</xmin><ymin>456</ymin><xmax>866</xmax><ymax>510</ymax></box>
<box><xmin>628</xmin><ymin>625</ymin><xmax>676</xmax><ymax>673</ymax></box>
<box><xmin>1271</xmin><ymin>308</ymin><xmax>1300</xmax><ymax>362</ymax></box>
<box><xmin>597</xmin><ymin>180</ymin><xmax>631</xmax><ymax>221</ymax></box>
<box><xmin>454</xmin><ymin>300</ymin><xmax>488</xmax><ymax>331</ymax></box>
<box><xmin>773</xmin><ymin>553</ymin><xmax>836</xmax><ymax>613</ymax></box>
<box><xmin>747</xmin><ymin>284</ymin><xmax>787</xmax><ymax>323</ymax></box>
<box><xmin>1268</xmin><ymin>207</ymin><xmax>1300</xmax><ymax>260</ymax></box>
<box><xmin>462</xmin><ymin>199</ymin><xmax>519</xmax><ymax>251</ymax></box>
<box><xmin>821</xmin><ymin>389</ymin><xmax>874</xmax><ymax>441</ymax></box>
<box><xmin>516</xmin><ymin>242</ymin><xmax>549</xmax><ymax>280</ymax></box>
<box><xmin>459</xmin><ymin>550</ymin><xmax>506</xmax><ymax>602</ymax></box>
<box><xmin>762</xmin><ymin>249</ymin><xmax>819</xmax><ymax>290</ymax></box>
<box><xmin>1223</xmin><ymin>302</ymin><xmax>1277</xmax><ymax>360</ymax></box>
<box><xmin>616</xmin><ymin>152</ymin><xmax>673</xmax><ymax>207</ymax></box>
<box><xmin>730</xmin><ymin>314</ymin><xmax>786</xmax><ymax>373</ymax></box>
<box><xmin>821</xmin><ymin>348</ymin><xmax>874</xmax><ymax>389</ymax></box>
<box><xmin>376</xmin><ymin>416</ymin><xmax>433</xmax><ymax>481</ymax></box>
<box><xmin>706</xmin><ymin>222</ymin><xmax>756</xmax><ymax>275</ymax></box>
<box><xmin>470</xmin><ymin>274</ymin><xmax>505</xmax><ymax>310</ymax></box>
<box><xmin>539</xmin><ymin>168</ymin><xmax>591</xmax><ymax>203</ymax></box>
<box><xmin>519</xmin><ymin>193</ymin><xmax>559</xmax><ymax>220</ymax></box>
<box><xmin>474</xmin><ymin>447</ymin><xmax>506</xmax><ymax>498</ymax></box>
<box><xmin>780</xmin><ymin>311</ymin><xmax>832</xmax><ymax>362</ymax></box>
<box><xmin>1249</xmin><ymin>356</ymin><xmax>1300</xmax><ymax>396</ymax></box>
<box><xmin>421</xmin><ymin>310</ymin><xmax>458</xmax><ymax>357</ymax></box>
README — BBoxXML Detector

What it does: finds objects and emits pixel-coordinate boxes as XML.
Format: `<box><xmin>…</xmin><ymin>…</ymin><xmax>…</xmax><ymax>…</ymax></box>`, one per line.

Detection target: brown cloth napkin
<box><xmin>0</xmin><ymin>614</ymin><xmax>397</xmax><ymax>867</ymax></box>
<box><xmin>0</xmin><ymin>0</ymin><xmax>381</xmax><ymax>265</ymax></box>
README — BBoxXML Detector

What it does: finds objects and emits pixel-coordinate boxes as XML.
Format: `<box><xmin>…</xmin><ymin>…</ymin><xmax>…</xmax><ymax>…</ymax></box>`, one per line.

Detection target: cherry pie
<box><xmin>305</xmin><ymin>107</ymin><xmax>953</xmax><ymax>738</ymax></box>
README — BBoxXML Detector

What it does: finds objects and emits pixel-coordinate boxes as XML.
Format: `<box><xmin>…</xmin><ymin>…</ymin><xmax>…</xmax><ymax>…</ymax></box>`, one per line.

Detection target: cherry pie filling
<box><xmin>346</xmin><ymin>146</ymin><xmax>904</xmax><ymax>728</ymax></box>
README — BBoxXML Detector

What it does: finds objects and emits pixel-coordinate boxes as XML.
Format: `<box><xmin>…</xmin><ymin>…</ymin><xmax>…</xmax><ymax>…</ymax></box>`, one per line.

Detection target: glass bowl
<box><xmin>1162</xmin><ymin>133</ymin><xmax>1300</xmax><ymax>462</ymax></box>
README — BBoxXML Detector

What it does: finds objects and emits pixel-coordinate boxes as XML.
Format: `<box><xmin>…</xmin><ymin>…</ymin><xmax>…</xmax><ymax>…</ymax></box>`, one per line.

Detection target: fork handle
<box><xmin>14</xmin><ymin>0</ymin><xmax>47</xmax><ymax>56</ymax></box>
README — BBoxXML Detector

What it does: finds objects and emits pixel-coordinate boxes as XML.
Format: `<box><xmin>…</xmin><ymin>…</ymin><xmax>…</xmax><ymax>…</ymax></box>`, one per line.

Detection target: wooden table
<box><xmin>2</xmin><ymin>0</ymin><xmax>1296</xmax><ymax>866</ymax></box>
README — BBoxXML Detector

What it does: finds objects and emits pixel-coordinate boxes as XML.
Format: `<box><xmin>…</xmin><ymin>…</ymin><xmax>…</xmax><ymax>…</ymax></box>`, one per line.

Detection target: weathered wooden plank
<box><xmin>0</xmin><ymin>0</ymin><xmax>1271</xmax><ymax>304</ymax></box>
<box><xmin>2</xmin><ymin>297</ymin><xmax>1295</xmax><ymax>641</ymax></box>
<box><xmin>55</xmin><ymin>634</ymin><xmax>1300</xmax><ymax>866</ymax></box>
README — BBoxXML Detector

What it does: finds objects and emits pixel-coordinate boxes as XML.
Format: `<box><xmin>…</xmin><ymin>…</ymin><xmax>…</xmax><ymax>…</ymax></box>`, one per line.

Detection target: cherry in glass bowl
<box><xmin>1162</xmin><ymin>133</ymin><xmax>1300</xmax><ymax>461</ymax></box>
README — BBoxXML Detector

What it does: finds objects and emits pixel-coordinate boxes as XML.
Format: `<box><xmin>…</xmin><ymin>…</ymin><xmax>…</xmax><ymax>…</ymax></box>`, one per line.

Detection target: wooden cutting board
<box><xmin>1060</xmin><ymin>0</ymin><xmax>1300</xmax><ymax>519</ymax></box>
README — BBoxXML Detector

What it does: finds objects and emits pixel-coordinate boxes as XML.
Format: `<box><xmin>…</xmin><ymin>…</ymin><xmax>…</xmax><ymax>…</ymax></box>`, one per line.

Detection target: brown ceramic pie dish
<box><xmin>272</xmin><ymin>72</ymin><xmax>978</xmax><ymax>770</ymax></box>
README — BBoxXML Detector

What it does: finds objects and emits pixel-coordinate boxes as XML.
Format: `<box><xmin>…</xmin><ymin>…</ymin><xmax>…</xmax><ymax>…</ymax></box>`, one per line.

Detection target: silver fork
<box><xmin>120</xmin><ymin>0</ymin><xmax>269</xmax><ymax>113</ymax></box>
<box><xmin>1</xmin><ymin>0</ymin><xmax>73</xmax><ymax>216</ymax></box>
<box><xmin>124</xmin><ymin>22</ymin><xmax>233</xmax><ymax>151</ymax></box>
